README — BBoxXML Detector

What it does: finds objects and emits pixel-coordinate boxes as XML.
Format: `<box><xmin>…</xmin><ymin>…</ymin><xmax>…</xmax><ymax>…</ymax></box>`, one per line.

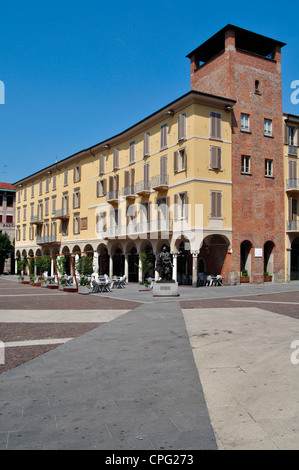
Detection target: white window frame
<box><xmin>264</xmin><ymin>119</ymin><xmax>272</xmax><ymax>137</ymax></box>
<box><xmin>265</xmin><ymin>159</ymin><xmax>273</xmax><ymax>177</ymax></box>
<box><xmin>241</xmin><ymin>155</ymin><xmax>251</xmax><ymax>174</ymax></box>
<box><xmin>241</xmin><ymin>113</ymin><xmax>250</xmax><ymax>132</ymax></box>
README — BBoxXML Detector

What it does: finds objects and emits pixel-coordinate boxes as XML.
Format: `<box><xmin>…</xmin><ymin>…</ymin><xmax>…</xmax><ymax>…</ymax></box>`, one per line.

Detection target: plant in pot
<box><xmin>241</xmin><ymin>269</ymin><xmax>250</xmax><ymax>283</ymax></box>
<box><xmin>76</xmin><ymin>255</ymin><xmax>93</xmax><ymax>294</ymax></box>
<box><xmin>56</xmin><ymin>256</ymin><xmax>67</xmax><ymax>289</ymax></box>
<box><xmin>35</xmin><ymin>255</ymin><xmax>51</xmax><ymax>285</ymax></box>
<box><xmin>264</xmin><ymin>271</ymin><xmax>272</xmax><ymax>282</ymax></box>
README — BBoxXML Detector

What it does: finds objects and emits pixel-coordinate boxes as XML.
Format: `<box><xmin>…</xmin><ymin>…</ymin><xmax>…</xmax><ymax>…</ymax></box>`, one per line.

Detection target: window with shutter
<box><xmin>113</xmin><ymin>148</ymin><xmax>120</xmax><ymax>170</ymax></box>
<box><xmin>174</xmin><ymin>148</ymin><xmax>186</xmax><ymax>173</ymax></box>
<box><xmin>178</xmin><ymin>113</ymin><xmax>186</xmax><ymax>141</ymax></box>
<box><xmin>160</xmin><ymin>123</ymin><xmax>168</xmax><ymax>149</ymax></box>
<box><xmin>99</xmin><ymin>154</ymin><xmax>105</xmax><ymax>175</ymax></box>
<box><xmin>129</xmin><ymin>141</ymin><xmax>135</xmax><ymax>163</ymax></box>
<box><xmin>74</xmin><ymin>166</ymin><xmax>81</xmax><ymax>183</ymax></box>
<box><xmin>210</xmin><ymin>111</ymin><xmax>222</xmax><ymax>139</ymax></box>
<box><xmin>143</xmin><ymin>132</ymin><xmax>150</xmax><ymax>156</ymax></box>
<box><xmin>210</xmin><ymin>191</ymin><xmax>222</xmax><ymax>218</ymax></box>
<box><xmin>210</xmin><ymin>146</ymin><xmax>222</xmax><ymax>170</ymax></box>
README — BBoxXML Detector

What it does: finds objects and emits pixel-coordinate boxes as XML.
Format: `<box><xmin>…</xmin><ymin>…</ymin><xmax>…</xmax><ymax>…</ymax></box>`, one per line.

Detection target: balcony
<box><xmin>36</xmin><ymin>235</ymin><xmax>57</xmax><ymax>245</ymax></box>
<box><xmin>135</xmin><ymin>181</ymin><xmax>151</xmax><ymax>196</ymax></box>
<box><xmin>54</xmin><ymin>208</ymin><xmax>69</xmax><ymax>219</ymax></box>
<box><xmin>287</xmin><ymin>220</ymin><xmax>299</xmax><ymax>232</ymax></box>
<box><xmin>31</xmin><ymin>214</ymin><xmax>43</xmax><ymax>225</ymax></box>
<box><xmin>106</xmin><ymin>190</ymin><xmax>119</xmax><ymax>203</ymax></box>
<box><xmin>286</xmin><ymin>179</ymin><xmax>299</xmax><ymax>192</ymax></box>
<box><xmin>122</xmin><ymin>185</ymin><xmax>136</xmax><ymax>199</ymax></box>
<box><xmin>288</xmin><ymin>145</ymin><xmax>298</xmax><ymax>157</ymax></box>
<box><xmin>151</xmin><ymin>174</ymin><xmax>168</xmax><ymax>190</ymax></box>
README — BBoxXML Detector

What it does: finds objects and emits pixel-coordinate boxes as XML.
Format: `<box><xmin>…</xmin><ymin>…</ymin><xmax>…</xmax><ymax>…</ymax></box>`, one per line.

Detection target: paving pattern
<box><xmin>1</xmin><ymin>276</ymin><xmax>299</xmax><ymax>450</ymax></box>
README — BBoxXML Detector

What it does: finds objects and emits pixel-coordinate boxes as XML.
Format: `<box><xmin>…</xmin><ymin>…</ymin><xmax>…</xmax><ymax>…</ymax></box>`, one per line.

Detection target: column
<box><xmin>138</xmin><ymin>257</ymin><xmax>143</xmax><ymax>283</ymax></box>
<box><xmin>191</xmin><ymin>252</ymin><xmax>198</xmax><ymax>287</ymax></box>
<box><xmin>171</xmin><ymin>252</ymin><xmax>178</xmax><ymax>282</ymax></box>
<box><xmin>109</xmin><ymin>255</ymin><xmax>113</xmax><ymax>277</ymax></box>
<box><xmin>124</xmin><ymin>254</ymin><xmax>129</xmax><ymax>281</ymax></box>
<box><xmin>93</xmin><ymin>252</ymin><xmax>99</xmax><ymax>274</ymax></box>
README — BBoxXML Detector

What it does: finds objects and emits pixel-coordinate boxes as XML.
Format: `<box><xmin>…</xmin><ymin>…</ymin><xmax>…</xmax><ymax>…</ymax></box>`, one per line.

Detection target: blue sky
<box><xmin>0</xmin><ymin>0</ymin><xmax>298</xmax><ymax>184</ymax></box>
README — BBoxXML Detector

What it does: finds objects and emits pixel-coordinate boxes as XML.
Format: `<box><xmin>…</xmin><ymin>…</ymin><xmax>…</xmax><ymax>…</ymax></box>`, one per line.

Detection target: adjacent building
<box><xmin>13</xmin><ymin>25</ymin><xmax>299</xmax><ymax>285</ymax></box>
<box><xmin>0</xmin><ymin>182</ymin><xmax>16</xmax><ymax>274</ymax></box>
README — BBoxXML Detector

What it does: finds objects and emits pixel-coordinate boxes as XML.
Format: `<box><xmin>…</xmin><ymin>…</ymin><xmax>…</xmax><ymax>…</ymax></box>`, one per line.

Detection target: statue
<box><xmin>155</xmin><ymin>246</ymin><xmax>173</xmax><ymax>281</ymax></box>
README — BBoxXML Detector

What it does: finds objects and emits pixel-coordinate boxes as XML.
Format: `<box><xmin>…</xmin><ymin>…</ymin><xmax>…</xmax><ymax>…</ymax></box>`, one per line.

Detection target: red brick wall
<box><xmin>190</xmin><ymin>29</ymin><xmax>285</xmax><ymax>284</ymax></box>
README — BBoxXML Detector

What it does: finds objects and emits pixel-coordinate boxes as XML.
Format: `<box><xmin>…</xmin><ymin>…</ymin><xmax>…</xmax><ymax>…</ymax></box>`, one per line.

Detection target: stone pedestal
<box><xmin>153</xmin><ymin>280</ymin><xmax>179</xmax><ymax>297</ymax></box>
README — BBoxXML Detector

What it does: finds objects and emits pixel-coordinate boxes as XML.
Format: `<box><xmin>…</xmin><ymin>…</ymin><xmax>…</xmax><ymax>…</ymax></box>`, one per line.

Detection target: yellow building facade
<box><xmin>284</xmin><ymin>113</ymin><xmax>299</xmax><ymax>281</ymax></box>
<box><xmin>14</xmin><ymin>90</ymin><xmax>236</xmax><ymax>285</ymax></box>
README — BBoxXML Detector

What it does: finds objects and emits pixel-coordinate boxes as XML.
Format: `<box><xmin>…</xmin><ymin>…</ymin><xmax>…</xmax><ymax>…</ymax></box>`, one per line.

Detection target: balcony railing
<box><xmin>151</xmin><ymin>174</ymin><xmax>168</xmax><ymax>190</ymax></box>
<box><xmin>287</xmin><ymin>220</ymin><xmax>299</xmax><ymax>231</ymax></box>
<box><xmin>36</xmin><ymin>235</ymin><xmax>57</xmax><ymax>245</ymax></box>
<box><xmin>106</xmin><ymin>190</ymin><xmax>119</xmax><ymax>203</ymax></box>
<box><xmin>288</xmin><ymin>145</ymin><xmax>298</xmax><ymax>157</ymax></box>
<box><xmin>31</xmin><ymin>214</ymin><xmax>43</xmax><ymax>224</ymax></box>
<box><xmin>286</xmin><ymin>179</ymin><xmax>299</xmax><ymax>191</ymax></box>
<box><xmin>135</xmin><ymin>180</ymin><xmax>151</xmax><ymax>195</ymax></box>
<box><xmin>54</xmin><ymin>208</ymin><xmax>69</xmax><ymax>219</ymax></box>
<box><xmin>122</xmin><ymin>185</ymin><xmax>136</xmax><ymax>199</ymax></box>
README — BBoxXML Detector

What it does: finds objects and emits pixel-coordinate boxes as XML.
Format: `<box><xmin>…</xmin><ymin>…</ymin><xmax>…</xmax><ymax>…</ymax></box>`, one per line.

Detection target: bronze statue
<box><xmin>155</xmin><ymin>246</ymin><xmax>173</xmax><ymax>281</ymax></box>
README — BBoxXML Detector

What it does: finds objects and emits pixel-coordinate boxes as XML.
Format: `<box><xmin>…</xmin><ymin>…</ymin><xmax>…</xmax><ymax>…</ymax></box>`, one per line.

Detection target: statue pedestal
<box><xmin>153</xmin><ymin>280</ymin><xmax>179</xmax><ymax>297</ymax></box>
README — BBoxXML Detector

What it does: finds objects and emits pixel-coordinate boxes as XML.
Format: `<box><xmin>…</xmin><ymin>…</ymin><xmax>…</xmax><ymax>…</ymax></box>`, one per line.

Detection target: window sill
<box><xmin>265</xmin><ymin>175</ymin><xmax>275</xmax><ymax>179</ymax></box>
<box><xmin>209</xmin><ymin>137</ymin><xmax>223</xmax><ymax>142</ymax></box>
<box><xmin>264</xmin><ymin>134</ymin><xmax>274</xmax><ymax>138</ymax></box>
<box><xmin>240</xmin><ymin>130</ymin><xmax>252</xmax><ymax>134</ymax></box>
<box><xmin>175</xmin><ymin>168</ymin><xmax>187</xmax><ymax>174</ymax></box>
<box><xmin>241</xmin><ymin>172</ymin><xmax>252</xmax><ymax>176</ymax></box>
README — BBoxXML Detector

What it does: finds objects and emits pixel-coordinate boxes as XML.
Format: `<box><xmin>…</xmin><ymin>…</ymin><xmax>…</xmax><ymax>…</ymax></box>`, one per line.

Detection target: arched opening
<box><xmin>240</xmin><ymin>240</ymin><xmax>252</xmax><ymax>278</ymax></box>
<box><xmin>61</xmin><ymin>246</ymin><xmax>71</xmax><ymax>275</ymax></box>
<box><xmin>199</xmin><ymin>235</ymin><xmax>230</xmax><ymax>277</ymax></box>
<box><xmin>177</xmin><ymin>240</ymin><xmax>192</xmax><ymax>285</ymax></box>
<box><xmin>264</xmin><ymin>241</ymin><xmax>275</xmax><ymax>277</ymax></box>
<box><xmin>291</xmin><ymin>237</ymin><xmax>299</xmax><ymax>280</ymax></box>
<box><xmin>97</xmin><ymin>245</ymin><xmax>109</xmax><ymax>275</ymax></box>
<box><xmin>143</xmin><ymin>243</ymin><xmax>155</xmax><ymax>279</ymax></box>
<box><xmin>128</xmin><ymin>246</ymin><xmax>139</xmax><ymax>282</ymax></box>
<box><xmin>112</xmin><ymin>246</ymin><xmax>124</xmax><ymax>276</ymax></box>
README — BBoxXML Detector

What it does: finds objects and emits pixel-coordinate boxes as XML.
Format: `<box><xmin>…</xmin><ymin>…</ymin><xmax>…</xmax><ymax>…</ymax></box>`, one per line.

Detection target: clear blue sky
<box><xmin>0</xmin><ymin>0</ymin><xmax>298</xmax><ymax>184</ymax></box>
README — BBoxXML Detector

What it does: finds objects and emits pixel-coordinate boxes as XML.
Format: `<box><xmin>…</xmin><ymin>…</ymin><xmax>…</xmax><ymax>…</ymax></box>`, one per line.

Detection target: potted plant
<box><xmin>264</xmin><ymin>271</ymin><xmax>272</xmax><ymax>282</ymax></box>
<box><xmin>59</xmin><ymin>276</ymin><xmax>66</xmax><ymax>291</ymax></box>
<box><xmin>78</xmin><ymin>276</ymin><xmax>91</xmax><ymax>294</ymax></box>
<box><xmin>240</xmin><ymin>269</ymin><xmax>250</xmax><ymax>283</ymax></box>
<box><xmin>76</xmin><ymin>255</ymin><xmax>93</xmax><ymax>294</ymax></box>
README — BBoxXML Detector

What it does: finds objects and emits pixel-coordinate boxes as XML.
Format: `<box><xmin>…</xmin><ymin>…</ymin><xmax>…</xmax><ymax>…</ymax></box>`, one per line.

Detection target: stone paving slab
<box><xmin>0</xmin><ymin>301</ymin><xmax>217</xmax><ymax>450</ymax></box>
<box><xmin>182</xmin><ymin>306</ymin><xmax>299</xmax><ymax>450</ymax></box>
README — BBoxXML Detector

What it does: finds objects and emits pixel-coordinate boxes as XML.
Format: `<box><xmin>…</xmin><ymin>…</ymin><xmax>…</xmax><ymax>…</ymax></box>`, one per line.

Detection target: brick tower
<box><xmin>187</xmin><ymin>25</ymin><xmax>286</xmax><ymax>283</ymax></box>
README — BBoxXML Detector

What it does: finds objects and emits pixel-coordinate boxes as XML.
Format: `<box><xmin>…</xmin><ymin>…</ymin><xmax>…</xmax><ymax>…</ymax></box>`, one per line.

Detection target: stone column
<box><xmin>109</xmin><ymin>255</ymin><xmax>113</xmax><ymax>278</ymax></box>
<box><xmin>138</xmin><ymin>257</ymin><xmax>143</xmax><ymax>283</ymax></box>
<box><xmin>93</xmin><ymin>252</ymin><xmax>98</xmax><ymax>274</ymax></box>
<box><xmin>171</xmin><ymin>252</ymin><xmax>178</xmax><ymax>282</ymax></box>
<box><xmin>124</xmin><ymin>254</ymin><xmax>129</xmax><ymax>281</ymax></box>
<box><xmin>191</xmin><ymin>252</ymin><xmax>198</xmax><ymax>287</ymax></box>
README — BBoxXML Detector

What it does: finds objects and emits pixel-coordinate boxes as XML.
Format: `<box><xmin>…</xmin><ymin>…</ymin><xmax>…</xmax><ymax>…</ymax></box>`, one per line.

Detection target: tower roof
<box><xmin>186</xmin><ymin>24</ymin><xmax>286</xmax><ymax>63</ymax></box>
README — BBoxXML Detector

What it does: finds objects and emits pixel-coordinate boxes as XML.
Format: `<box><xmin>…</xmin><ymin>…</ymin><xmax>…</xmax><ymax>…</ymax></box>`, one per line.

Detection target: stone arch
<box><xmin>176</xmin><ymin>237</ymin><xmax>192</xmax><ymax>285</ymax></box>
<box><xmin>97</xmin><ymin>243</ymin><xmax>109</xmax><ymax>275</ymax></box>
<box><xmin>264</xmin><ymin>240</ymin><xmax>275</xmax><ymax>278</ymax></box>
